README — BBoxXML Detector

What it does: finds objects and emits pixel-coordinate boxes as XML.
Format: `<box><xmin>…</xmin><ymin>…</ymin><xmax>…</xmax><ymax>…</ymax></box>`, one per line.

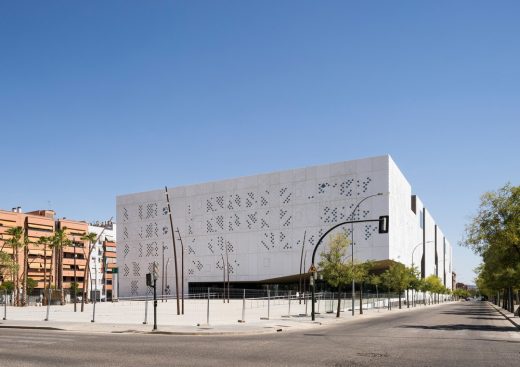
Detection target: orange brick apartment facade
<box><xmin>0</xmin><ymin>208</ymin><xmax>88</xmax><ymax>296</ymax></box>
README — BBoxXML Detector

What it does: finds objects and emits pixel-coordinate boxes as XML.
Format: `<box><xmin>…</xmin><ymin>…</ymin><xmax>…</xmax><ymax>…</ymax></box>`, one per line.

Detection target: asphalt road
<box><xmin>1</xmin><ymin>301</ymin><xmax>518</xmax><ymax>367</ymax></box>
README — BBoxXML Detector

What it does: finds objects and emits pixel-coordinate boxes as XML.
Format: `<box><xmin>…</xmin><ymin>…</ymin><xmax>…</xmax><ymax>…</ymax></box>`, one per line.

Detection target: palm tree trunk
<box><xmin>43</xmin><ymin>244</ymin><xmax>47</xmax><ymax>305</ymax></box>
<box><xmin>14</xmin><ymin>249</ymin><xmax>20</xmax><ymax>306</ymax></box>
<box><xmin>59</xmin><ymin>247</ymin><xmax>64</xmax><ymax>305</ymax></box>
<box><xmin>23</xmin><ymin>245</ymin><xmax>28</xmax><ymax>306</ymax></box>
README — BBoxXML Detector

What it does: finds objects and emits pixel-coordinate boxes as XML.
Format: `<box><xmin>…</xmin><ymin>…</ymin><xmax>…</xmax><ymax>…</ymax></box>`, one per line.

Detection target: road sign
<box><xmin>309</xmin><ymin>265</ymin><xmax>317</xmax><ymax>273</ymax></box>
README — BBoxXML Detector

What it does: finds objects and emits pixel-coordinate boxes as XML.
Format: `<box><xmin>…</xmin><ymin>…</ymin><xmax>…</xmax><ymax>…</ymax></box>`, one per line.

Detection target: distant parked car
<box><xmin>465</xmin><ymin>297</ymin><xmax>470</xmax><ymax>301</ymax></box>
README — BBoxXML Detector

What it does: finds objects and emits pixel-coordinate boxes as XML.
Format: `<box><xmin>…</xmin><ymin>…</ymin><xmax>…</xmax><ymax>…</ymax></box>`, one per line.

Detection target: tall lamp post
<box><xmin>165</xmin><ymin>258</ymin><xmax>171</xmax><ymax>301</ymax></box>
<box><xmin>349</xmin><ymin>193</ymin><xmax>383</xmax><ymax>316</ymax></box>
<box><xmin>411</xmin><ymin>240</ymin><xmax>433</xmax><ymax>307</ymax></box>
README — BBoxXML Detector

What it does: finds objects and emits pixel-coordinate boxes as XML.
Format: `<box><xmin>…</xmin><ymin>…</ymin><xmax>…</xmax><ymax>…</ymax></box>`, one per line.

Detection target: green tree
<box><xmin>424</xmin><ymin>275</ymin><xmax>443</xmax><ymax>304</ymax></box>
<box><xmin>382</xmin><ymin>263</ymin><xmax>411</xmax><ymax>309</ymax></box>
<box><xmin>69</xmin><ymin>281</ymin><xmax>81</xmax><ymax>301</ymax></box>
<box><xmin>462</xmin><ymin>184</ymin><xmax>520</xmax><ymax>312</ymax></box>
<box><xmin>318</xmin><ymin>233</ymin><xmax>351</xmax><ymax>317</ymax></box>
<box><xmin>0</xmin><ymin>251</ymin><xmax>17</xmax><ymax>284</ymax></box>
<box><xmin>369</xmin><ymin>274</ymin><xmax>382</xmax><ymax>308</ymax></box>
<box><xmin>80</xmin><ymin>232</ymin><xmax>98</xmax><ymax>312</ymax></box>
<box><xmin>52</xmin><ymin>228</ymin><xmax>71</xmax><ymax>305</ymax></box>
<box><xmin>26</xmin><ymin>277</ymin><xmax>38</xmax><ymax>295</ymax></box>
<box><xmin>36</xmin><ymin>236</ymin><xmax>52</xmax><ymax>293</ymax></box>
<box><xmin>406</xmin><ymin>266</ymin><xmax>421</xmax><ymax>307</ymax></box>
<box><xmin>4</xmin><ymin>227</ymin><xmax>25</xmax><ymax>306</ymax></box>
<box><xmin>0</xmin><ymin>280</ymin><xmax>15</xmax><ymax>294</ymax></box>
<box><xmin>353</xmin><ymin>261</ymin><xmax>373</xmax><ymax>314</ymax></box>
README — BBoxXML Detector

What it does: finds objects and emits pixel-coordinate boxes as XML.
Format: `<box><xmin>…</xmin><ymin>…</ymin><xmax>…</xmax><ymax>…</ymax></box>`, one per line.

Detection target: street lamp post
<box><xmin>165</xmin><ymin>258</ymin><xmax>171</xmax><ymax>301</ymax></box>
<box><xmin>411</xmin><ymin>240</ymin><xmax>433</xmax><ymax>307</ymax></box>
<box><xmin>350</xmin><ymin>193</ymin><xmax>383</xmax><ymax>316</ymax></box>
<box><xmin>309</xmin><ymin>205</ymin><xmax>388</xmax><ymax>320</ymax></box>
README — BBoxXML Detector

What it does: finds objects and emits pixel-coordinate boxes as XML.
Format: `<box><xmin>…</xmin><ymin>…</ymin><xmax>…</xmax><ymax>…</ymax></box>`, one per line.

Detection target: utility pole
<box><xmin>175</xmin><ymin>228</ymin><xmax>185</xmax><ymax>314</ymax></box>
<box><xmin>165</xmin><ymin>186</ymin><xmax>180</xmax><ymax>315</ymax></box>
<box><xmin>299</xmin><ymin>231</ymin><xmax>306</xmax><ymax>304</ymax></box>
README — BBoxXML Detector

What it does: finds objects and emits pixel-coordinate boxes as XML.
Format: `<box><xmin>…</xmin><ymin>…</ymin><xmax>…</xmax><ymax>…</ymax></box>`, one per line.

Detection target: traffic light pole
<box><xmin>310</xmin><ymin>216</ymin><xmax>388</xmax><ymax>321</ymax></box>
<box><xmin>153</xmin><ymin>277</ymin><xmax>157</xmax><ymax>331</ymax></box>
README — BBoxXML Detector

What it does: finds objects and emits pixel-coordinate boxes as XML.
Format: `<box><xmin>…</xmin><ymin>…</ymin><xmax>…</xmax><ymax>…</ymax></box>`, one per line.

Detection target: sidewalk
<box><xmin>489</xmin><ymin>303</ymin><xmax>520</xmax><ymax>329</ymax></box>
<box><xmin>0</xmin><ymin>300</ymin><xmax>455</xmax><ymax>336</ymax></box>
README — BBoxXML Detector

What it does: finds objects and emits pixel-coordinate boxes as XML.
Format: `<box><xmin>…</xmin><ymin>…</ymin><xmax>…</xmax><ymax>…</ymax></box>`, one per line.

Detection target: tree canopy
<box><xmin>461</xmin><ymin>184</ymin><xmax>520</xmax><ymax>310</ymax></box>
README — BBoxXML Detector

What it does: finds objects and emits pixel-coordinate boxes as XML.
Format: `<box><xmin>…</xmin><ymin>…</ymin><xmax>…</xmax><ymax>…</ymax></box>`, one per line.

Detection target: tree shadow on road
<box><xmin>440</xmin><ymin>309</ymin><xmax>500</xmax><ymax>316</ymax></box>
<box><xmin>397</xmin><ymin>324</ymin><xmax>517</xmax><ymax>332</ymax></box>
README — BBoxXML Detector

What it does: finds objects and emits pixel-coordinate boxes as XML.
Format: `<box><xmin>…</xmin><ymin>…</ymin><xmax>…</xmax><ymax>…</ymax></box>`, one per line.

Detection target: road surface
<box><xmin>1</xmin><ymin>301</ymin><xmax>518</xmax><ymax>366</ymax></box>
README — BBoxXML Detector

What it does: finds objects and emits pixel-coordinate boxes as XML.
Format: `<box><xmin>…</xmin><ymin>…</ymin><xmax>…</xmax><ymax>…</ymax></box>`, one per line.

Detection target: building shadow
<box><xmin>398</xmin><ymin>324</ymin><xmax>517</xmax><ymax>332</ymax></box>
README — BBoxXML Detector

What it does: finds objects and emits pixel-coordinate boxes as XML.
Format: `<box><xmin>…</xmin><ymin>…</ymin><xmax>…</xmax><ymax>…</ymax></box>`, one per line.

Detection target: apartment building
<box><xmin>88</xmin><ymin>221</ymin><xmax>117</xmax><ymax>301</ymax></box>
<box><xmin>0</xmin><ymin>208</ymin><xmax>89</xmax><ymax>300</ymax></box>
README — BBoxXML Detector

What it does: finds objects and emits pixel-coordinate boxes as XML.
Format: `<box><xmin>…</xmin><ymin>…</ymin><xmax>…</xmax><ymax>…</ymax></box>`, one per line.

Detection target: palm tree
<box><xmin>52</xmin><ymin>227</ymin><xmax>70</xmax><ymax>305</ymax></box>
<box><xmin>5</xmin><ymin>227</ymin><xmax>24</xmax><ymax>306</ymax></box>
<box><xmin>80</xmin><ymin>232</ymin><xmax>98</xmax><ymax>312</ymax></box>
<box><xmin>37</xmin><ymin>236</ymin><xmax>52</xmax><ymax>303</ymax></box>
<box><xmin>21</xmin><ymin>231</ymin><xmax>30</xmax><ymax>306</ymax></box>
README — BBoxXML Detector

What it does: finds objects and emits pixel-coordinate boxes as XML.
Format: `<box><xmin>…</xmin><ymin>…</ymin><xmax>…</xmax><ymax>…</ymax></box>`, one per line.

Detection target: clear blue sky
<box><xmin>1</xmin><ymin>1</ymin><xmax>519</xmax><ymax>284</ymax></box>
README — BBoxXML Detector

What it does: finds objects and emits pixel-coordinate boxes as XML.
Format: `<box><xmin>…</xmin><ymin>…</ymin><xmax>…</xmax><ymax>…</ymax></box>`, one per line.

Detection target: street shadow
<box><xmin>398</xmin><ymin>324</ymin><xmax>517</xmax><ymax>332</ymax></box>
<box><xmin>467</xmin><ymin>317</ymin><xmax>505</xmax><ymax>321</ymax></box>
<box><xmin>441</xmin><ymin>309</ymin><xmax>499</xmax><ymax>316</ymax></box>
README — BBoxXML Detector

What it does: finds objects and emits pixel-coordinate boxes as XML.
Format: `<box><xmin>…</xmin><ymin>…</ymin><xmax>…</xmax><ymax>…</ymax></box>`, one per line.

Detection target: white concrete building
<box><xmin>88</xmin><ymin>221</ymin><xmax>117</xmax><ymax>301</ymax></box>
<box><xmin>116</xmin><ymin>155</ymin><xmax>452</xmax><ymax>297</ymax></box>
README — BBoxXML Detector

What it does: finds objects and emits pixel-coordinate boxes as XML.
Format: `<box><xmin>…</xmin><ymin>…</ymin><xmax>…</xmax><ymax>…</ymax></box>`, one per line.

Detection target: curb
<box><xmin>489</xmin><ymin>302</ymin><xmax>520</xmax><ymax>330</ymax></box>
<box><xmin>0</xmin><ymin>324</ymin><xmax>64</xmax><ymax>331</ymax></box>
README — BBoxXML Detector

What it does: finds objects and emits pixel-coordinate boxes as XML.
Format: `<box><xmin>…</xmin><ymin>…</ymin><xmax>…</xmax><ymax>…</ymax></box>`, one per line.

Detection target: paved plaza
<box><xmin>1</xmin><ymin>293</ymin><xmax>451</xmax><ymax>334</ymax></box>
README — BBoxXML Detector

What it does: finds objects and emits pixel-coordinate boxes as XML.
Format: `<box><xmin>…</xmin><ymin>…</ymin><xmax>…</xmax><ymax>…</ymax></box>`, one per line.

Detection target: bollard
<box><xmin>267</xmin><ymin>289</ymin><xmax>271</xmax><ymax>320</ymax></box>
<box><xmin>207</xmin><ymin>287</ymin><xmax>210</xmax><ymax>325</ymax></box>
<box><xmin>44</xmin><ymin>288</ymin><xmax>51</xmax><ymax>321</ymax></box>
<box><xmin>91</xmin><ymin>293</ymin><xmax>97</xmax><ymax>323</ymax></box>
<box><xmin>241</xmin><ymin>289</ymin><xmax>245</xmax><ymax>322</ymax></box>
<box><xmin>143</xmin><ymin>294</ymin><xmax>149</xmax><ymax>324</ymax></box>
<box><xmin>3</xmin><ymin>289</ymin><xmax>6</xmax><ymax>320</ymax></box>
<box><xmin>288</xmin><ymin>291</ymin><xmax>291</xmax><ymax>316</ymax></box>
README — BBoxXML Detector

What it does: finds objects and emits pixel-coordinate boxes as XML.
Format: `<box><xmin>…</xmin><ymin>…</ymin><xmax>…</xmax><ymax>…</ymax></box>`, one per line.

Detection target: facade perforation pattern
<box><xmin>132</xmin><ymin>262</ymin><xmax>140</xmax><ymax>277</ymax></box>
<box><xmin>146</xmin><ymin>242</ymin><xmax>158</xmax><ymax>257</ymax></box>
<box><xmin>216</xmin><ymin>215</ymin><xmax>224</xmax><ymax>230</ymax></box>
<box><xmin>146</xmin><ymin>203</ymin><xmax>158</xmax><ymax>219</ymax></box>
<box><xmin>130</xmin><ymin>281</ymin><xmax>138</xmax><ymax>296</ymax></box>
